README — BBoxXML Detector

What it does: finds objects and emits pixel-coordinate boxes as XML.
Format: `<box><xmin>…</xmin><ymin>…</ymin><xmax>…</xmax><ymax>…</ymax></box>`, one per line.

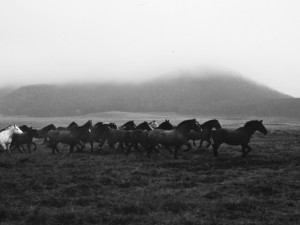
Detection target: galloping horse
<box><xmin>47</xmin><ymin>121</ymin><xmax>91</xmax><ymax>154</ymax></box>
<box><xmin>127</xmin><ymin>121</ymin><xmax>153</xmax><ymax>154</ymax></box>
<box><xmin>0</xmin><ymin>125</ymin><xmax>23</xmax><ymax>154</ymax></box>
<box><xmin>37</xmin><ymin>124</ymin><xmax>56</xmax><ymax>144</ymax></box>
<box><xmin>10</xmin><ymin>128</ymin><xmax>39</xmax><ymax>153</ymax></box>
<box><xmin>212</xmin><ymin>120</ymin><xmax>267</xmax><ymax>157</ymax></box>
<box><xmin>147</xmin><ymin>119</ymin><xmax>201</xmax><ymax>159</ymax></box>
<box><xmin>105</xmin><ymin>121</ymin><xmax>136</xmax><ymax>154</ymax></box>
<box><xmin>188</xmin><ymin>119</ymin><xmax>222</xmax><ymax>149</ymax></box>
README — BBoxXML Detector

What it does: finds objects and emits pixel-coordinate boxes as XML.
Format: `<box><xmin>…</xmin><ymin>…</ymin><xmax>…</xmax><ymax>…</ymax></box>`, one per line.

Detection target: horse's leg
<box><xmin>147</xmin><ymin>144</ymin><xmax>155</xmax><ymax>158</ymax></box>
<box><xmin>212</xmin><ymin>143</ymin><xmax>220</xmax><ymax>157</ymax></box>
<box><xmin>16</xmin><ymin>144</ymin><xmax>23</xmax><ymax>154</ymax></box>
<box><xmin>174</xmin><ymin>146</ymin><xmax>179</xmax><ymax>159</ymax></box>
<box><xmin>32</xmin><ymin>142</ymin><xmax>37</xmax><ymax>151</ymax></box>
<box><xmin>98</xmin><ymin>137</ymin><xmax>107</xmax><ymax>151</ymax></box>
<box><xmin>243</xmin><ymin>144</ymin><xmax>252</xmax><ymax>157</ymax></box>
<box><xmin>206</xmin><ymin>139</ymin><xmax>211</xmax><ymax>148</ymax></box>
<box><xmin>193</xmin><ymin>140</ymin><xmax>196</xmax><ymax>146</ymax></box>
<box><xmin>90</xmin><ymin>141</ymin><xmax>94</xmax><ymax>153</ymax></box>
<box><xmin>199</xmin><ymin>139</ymin><xmax>204</xmax><ymax>149</ymax></box>
<box><xmin>69</xmin><ymin>144</ymin><xmax>75</xmax><ymax>153</ymax></box>
<box><xmin>6</xmin><ymin>143</ymin><xmax>11</xmax><ymax>155</ymax></box>
<box><xmin>27</xmin><ymin>143</ymin><xmax>31</xmax><ymax>154</ymax></box>
<box><xmin>126</xmin><ymin>143</ymin><xmax>133</xmax><ymax>156</ymax></box>
<box><xmin>183</xmin><ymin>142</ymin><xmax>192</xmax><ymax>152</ymax></box>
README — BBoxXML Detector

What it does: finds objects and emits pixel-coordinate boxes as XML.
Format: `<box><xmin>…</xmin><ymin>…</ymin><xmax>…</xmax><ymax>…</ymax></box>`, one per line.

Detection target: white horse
<box><xmin>149</xmin><ymin>120</ymin><xmax>159</xmax><ymax>129</ymax></box>
<box><xmin>0</xmin><ymin>125</ymin><xmax>23</xmax><ymax>154</ymax></box>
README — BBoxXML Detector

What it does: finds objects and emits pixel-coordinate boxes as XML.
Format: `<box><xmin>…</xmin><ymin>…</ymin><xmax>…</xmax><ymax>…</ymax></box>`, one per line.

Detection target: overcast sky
<box><xmin>1</xmin><ymin>0</ymin><xmax>300</xmax><ymax>97</ymax></box>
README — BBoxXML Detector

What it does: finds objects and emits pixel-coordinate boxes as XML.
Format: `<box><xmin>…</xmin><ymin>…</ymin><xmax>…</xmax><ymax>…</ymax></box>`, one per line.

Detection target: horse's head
<box><xmin>192</xmin><ymin>119</ymin><xmax>202</xmax><ymax>132</ymax></box>
<box><xmin>13</xmin><ymin>125</ymin><xmax>23</xmax><ymax>135</ymax></box>
<box><xmin>137</xmin><ymin>121</ymin><xmax>153</xmax><ymax>131</ymax></box>
<box><xmin>157</xmin><ymin>120</ymin><xmax>174</xmax><ymax>130</ymax></box>
<box><xmin>108</xmin><ymin>122</ymin><xmax>118</xmax><ymax>129</ymax></box>
<box><xmin>176</xmin><ymin>119</ymin><xmax>201</xmax><ymax>133</ymax></box>
<box><xmin>121</xmin><ymin>120</ymin><xmax>136</xmax><ymax>130</ymax></box>
<box><xmin>149</xmin><ymin>120</ymin><xmax>158</xmax><ymax>129</ymax></box>
<box><xmin>213</xmin><ymin>119</ymin><xmax>222</xmax><ymax>129</ymax></box>
<box><xmin>257</xmin><ymin>120</ymin><xmax>268</xmax><ymax>135</ymax></box>
<box><xmin>68</xmin><ymin>121</ymin><xmax>78</xmax><ymax>128</ymax></box>
<box><xmin>83</xmin><ymin>120</ymin><xmax>93</xmax><ymax>129</ymax></box>
<box><xmin>244</xmin><ymin>120</ymin><xmax>268</xmax><ymax>135</ymax></box>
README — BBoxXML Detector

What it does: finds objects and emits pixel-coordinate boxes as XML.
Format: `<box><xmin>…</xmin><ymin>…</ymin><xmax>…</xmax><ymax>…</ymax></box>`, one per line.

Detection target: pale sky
<box><xmin>0</xmin><ymin>0</ymin><xmax>300</xmax><ymax>97</ymax></box>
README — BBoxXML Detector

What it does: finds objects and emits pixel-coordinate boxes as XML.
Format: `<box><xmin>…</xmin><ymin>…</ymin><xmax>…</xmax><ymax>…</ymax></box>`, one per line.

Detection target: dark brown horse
<box><xmin>10</xmin><ymin>128</ymin><xmax>39</xmax><ymax>153</ymax></box>
<box><xmin>37</xmin><ymin>124</ymin><xmax>56</xmax><ymax>144</ymax></box>
<box><xmin>188</xmin><ymin>119</ymin><xmax>222</xmax><ymax>149</ymax></box>
<box><xmin>47</xmin><ymin>122</ymin><xmax>91</xmax><ymax>154</ymax></box>
<box><xmin>212</xmin><ymin>120</ymin><xmax>267</xmax><ymax>157</ymax></box>
<box><xmin>127</xmin><ymin>121</ymin><xmax>153</xmax><ymax>155</ymax></box>
<box><xmin>147</xmin><ymin>119</ymin><xmax>201</xmax><ymax>159</ymax></box>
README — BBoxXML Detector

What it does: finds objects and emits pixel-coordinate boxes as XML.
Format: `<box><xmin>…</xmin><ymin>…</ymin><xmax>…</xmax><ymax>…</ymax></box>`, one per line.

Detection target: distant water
<box><xmin>0</xmin><ymin>112</ymin><xmax>299</xmax><ymax>130</ymax></box>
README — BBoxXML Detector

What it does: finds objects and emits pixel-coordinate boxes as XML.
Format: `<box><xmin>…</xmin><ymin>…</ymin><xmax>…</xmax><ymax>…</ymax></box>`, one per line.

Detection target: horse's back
<box><xmin>213</xmin><ymin>128</ymin><xmax>250</xmax><ymax>145</ymax></box>
<box><xmin>148</xmin><ymin>129</ymin><xmax>179</xmax><ymax>145</ymax></box>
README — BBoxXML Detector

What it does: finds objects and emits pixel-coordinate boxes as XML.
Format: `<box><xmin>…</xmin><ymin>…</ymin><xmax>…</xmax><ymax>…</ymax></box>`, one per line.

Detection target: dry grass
<box><xmin>0</xmin><ymin>119</ymin><xmax>299</xmax><ymax>225</ymax></box>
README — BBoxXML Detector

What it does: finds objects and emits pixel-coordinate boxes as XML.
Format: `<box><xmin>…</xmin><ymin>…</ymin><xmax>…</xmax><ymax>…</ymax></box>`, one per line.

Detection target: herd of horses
<box><xmin>0</xmin><ymin>118</ymin><xmax>268</xmax><ymax>159</ymax></box>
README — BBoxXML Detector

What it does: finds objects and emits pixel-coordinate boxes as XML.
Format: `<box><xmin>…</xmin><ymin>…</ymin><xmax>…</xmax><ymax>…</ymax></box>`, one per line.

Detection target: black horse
<box><xmin>47</xmin><ymin>122</ymin><xmax>91</xmax><ymax>154</ymax></box>
<box><xmin>37</xmin><ymin>124</ymin><xmax>56</xmax><ymax>144</ymax></box>
<box><xmin>188</xmin><ymin>119</ymin><xmax>222</xmax><ymax>149</ymax></box>
<box><xmin>10</xmin><ymin>128</ymin><xmax>39</xmax><ymax>153</ymax></box>
<box><xmin>212</xmin><ymin>120</ymin><xmax>268</xmax><ymax>157</ymax></box>
<box><xmin>127</xmin><ymin>121</ymin><xmax>153</xmax><ymax>155</ymax></box>
<box><xmin>147</xmin><ymin>119</ymin><xmax>201</xmax><ymax>159</ymax></box>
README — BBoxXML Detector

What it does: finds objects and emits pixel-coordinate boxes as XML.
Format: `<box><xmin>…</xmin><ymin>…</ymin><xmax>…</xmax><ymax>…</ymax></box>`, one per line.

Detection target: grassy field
<box><xmin>0</xmin><ymin>114</ymin><xmax>299</xmax><ymax>225</ymax></box>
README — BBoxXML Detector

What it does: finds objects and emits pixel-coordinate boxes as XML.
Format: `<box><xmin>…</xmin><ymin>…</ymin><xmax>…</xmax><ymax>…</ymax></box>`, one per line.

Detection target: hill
<box><xmin>0</xmin><ymin>73</ymin><xmax>296</xmax><ymax>117</ymax></box>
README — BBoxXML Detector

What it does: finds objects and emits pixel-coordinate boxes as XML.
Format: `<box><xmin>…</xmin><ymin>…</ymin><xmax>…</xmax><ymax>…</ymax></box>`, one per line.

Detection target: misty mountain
<box><xmin>0</xmin><ymin>74</ymin><xmax>297</xmax><ymax>117</ymax></box>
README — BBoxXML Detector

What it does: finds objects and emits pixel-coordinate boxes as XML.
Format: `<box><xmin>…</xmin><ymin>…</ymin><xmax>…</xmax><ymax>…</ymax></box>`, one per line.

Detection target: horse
<box><xmin>188</xmin><ymin>119</ymin><xmax>222</xmax><ymax>149</ymax></box>
<box><xmin>149</xmin><ymin>120</ymin><xmax>159</xmax><ymax>129</ymax></box>
<box><xmin>47</xmin><ymin>122</ymin><xmax>91</xmax><ymax>154</ymax></box>
<box><xmin>156</xmin><ymin>119</ymin><xmax>174</xmax><ymax>130</ymax></box>
<box><xmin>211</xmin><ymin>120</ymin><xmax>268</xmax><ymax>157</ymax></box>
<box><xmin>93</xmin><ymin>123</ymin><xmax>111</xmax><ymax>150</ymax></box>
<box><xmin>37</xmin><ymin>124</ymin><xmax>56</xmax><ymax>144</ymax></box>
<box><xmin>104</xmin><ymin>121</ymin><xmax>136</xmax><ymax>154</ymax></box>
<box><xmin>127</xmin><ymin>121</ymin><xmax>153</xmax><ymax>155</ymax></box>
<box><xmin>10</xmin><ymin>128</ymin><xmax>39</xmax><ymax>153</ymax></box>
<box><xmin>0</xmin><ymin>125</ymin><xmax>23</xmax><ymax>154</ymax></box>
<box><xmin>147</xmin><ymin>119</ymin><xmax>201</xmax><ymax>159</ymax></box>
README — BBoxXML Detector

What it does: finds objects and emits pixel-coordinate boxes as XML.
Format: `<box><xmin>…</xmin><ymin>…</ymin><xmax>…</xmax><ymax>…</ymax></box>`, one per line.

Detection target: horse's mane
<box><xmin>123</xmin><ymin>120</ymin><xmax>134</xmax><ymax>126</ymax></box>
<box><xmin>0</xmin><ymin>125</ymin><xmax>13</xmax><ymax>132</ymax></box>
<box><xmin>41</xmin><ymin>124</ymin><xmax>56</xmax><ymax>131</ymax></box>
<box><xmin>244</xmin><ymin>120</ymin><xmax>261</xmax><ymax>129</ymax></box>
<box><xmin>177</xmin><ymin>119</ymin><xmax>196</xmax><ymax>128</ymax></box>
<box><xmin>201</xmin><ymin>119</ymin><xmax>215</xmax><ymax>127</ymax></box>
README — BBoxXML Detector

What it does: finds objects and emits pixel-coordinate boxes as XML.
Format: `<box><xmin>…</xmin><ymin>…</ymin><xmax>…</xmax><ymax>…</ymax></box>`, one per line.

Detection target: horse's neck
<box><xmin>176</xmin><ymin>124</ymin><xmax>192</xmax><ymax>135</ymax></box>
<box><xmin>202</xmin><ymin>122</ymin><xmax>214</xmax><ymax>131</ymax></box>
<box><xmin>242</xmin><ymin>126</ymin><xmax>257</xmax><ymax>136</ymax></box>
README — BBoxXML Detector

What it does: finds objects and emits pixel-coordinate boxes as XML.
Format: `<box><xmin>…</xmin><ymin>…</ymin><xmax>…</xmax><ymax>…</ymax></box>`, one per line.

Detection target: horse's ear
<box><xmin>260</xmin><ymin>120</ymin><xmax>263</xmax><ymax>123</ymax></box>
